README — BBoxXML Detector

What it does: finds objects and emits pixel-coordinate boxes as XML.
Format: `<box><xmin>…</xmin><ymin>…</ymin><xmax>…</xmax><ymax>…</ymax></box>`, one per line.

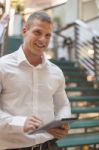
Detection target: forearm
<box><xmin>54</xmin><ymin>91</ymin><xmax>71</xmax><ymax>119</ymax></box>
<box><xmin>55</xmin><ymin>104</ymin><xmax>71</xmax><ymax>120</ymax></box>
<box><xmin>0</xmin><ymin>109</ymin><xmax>26</xmax><ymax>134</ymax></box>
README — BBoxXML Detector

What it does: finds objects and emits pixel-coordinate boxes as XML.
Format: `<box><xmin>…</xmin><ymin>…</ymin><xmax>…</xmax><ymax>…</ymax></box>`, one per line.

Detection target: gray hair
<box><xmin>25</xmin><ymin>11</ymin><xmax>52</xmax><ymax>29</ymax></box>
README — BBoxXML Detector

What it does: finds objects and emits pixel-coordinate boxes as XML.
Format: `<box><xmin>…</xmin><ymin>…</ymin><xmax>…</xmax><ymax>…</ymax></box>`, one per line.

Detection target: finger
<box><xmin>28</xmin><ymin>120</ymin><xmax>42</xmax><ymax>129</ymax></box>
<box><xmin>61</xmin><ymin>124</ymin><xmax>69</xmax><ymax>129</ymax></box>
<box><xmin>53</xmin><ymin>128</ymin><xmax>67</xmax><ymax>135</ymax></box>
<box><xmin>31</xmin><ymin>116</ymin><xmax>42</xmax><ymax>122</ymax></box>
<box><xmin>51</xmin><ymin>127</ymin><xmax>68</xmax><ymax>135</ymax></box>
<box><xmin>28</xmin><ymin>124</ymin><xmax>37</xmax><ymax>130</ymax></box>
<box><xmin>48</xmin><ymin>128</ymin><xmax>66</xmax><ymax>137</ymax></box>
<box><xmin>30</xmin><ymin>117</ymin><xmax>42</xmax><ymax>125</ymax></box>
<box><xmin>48</xmin><ymin>129</ymin><xmax>65</xmax><ymax>139</ymax></box>
<box><xmin>32</xmin><ymin>122</ymin><xmax>41</xmax><ymax>128</ymax></box>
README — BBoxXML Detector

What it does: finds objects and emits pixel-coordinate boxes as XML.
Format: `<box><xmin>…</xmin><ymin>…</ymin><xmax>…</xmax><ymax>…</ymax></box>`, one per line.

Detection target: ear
<box><xmin>22</xmin><ymin>26</ymin><xmax>27</xmax><ymax>36</ymax></box>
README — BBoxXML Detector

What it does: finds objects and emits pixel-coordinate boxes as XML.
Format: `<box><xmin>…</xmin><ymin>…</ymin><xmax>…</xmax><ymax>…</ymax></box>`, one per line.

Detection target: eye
<box><xmin>46</xmin><ymin>34</ymin><xmax>51</xmax><ymax>39</ymax></box>
<box><xmin>33</xmin><ymin>30</ymin><xmax>41</xmax><ymax>36</ymax></box>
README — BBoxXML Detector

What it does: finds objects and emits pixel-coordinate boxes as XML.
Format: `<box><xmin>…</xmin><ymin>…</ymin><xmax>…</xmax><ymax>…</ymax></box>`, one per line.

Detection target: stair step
<box><xmin>64</xmin><ymin>72</ymin><xmax>85</xmax><ymax>76</ymax></box>
<box><xmin>65</xmin><ymin>78</ymin><xmax>90</xmax><ymax>83</ymax></box>
<box><xmin>71</xmin><ymin>106</ymin><xmax>99</xmax><ymax>114</ymax></box>
<box><xmin>51</xmin><ymin>60</ymin><xmax>75</xmax><ymax>66</ymax></box>
<box><xmin>65</xmin><ymin>87</ymin><xmax>99</xmax><ymax>92</ymax></box>
<box><xmin>59</xmin><ymin>66</ymin><xmax>84</xmax><ymax>72</ymax></box>
<box><xmin>56</xmin><ymin>132</ymin><xmax>99</xmax><ymax>148</ymax></box>
<box><xmin>61</xmin><ymin>67</ymin><xmax>81</xmax><ymax>72</ymax></box>
<box><xmin>65</xmin><ymin>79</ymin><xmax>93</xmax><ymax>87</ymax></box>
<box><xmin>70</xmin><ymin>118</ymin><xmax>99</xmax><ymax>129</ymax></box>
<box><xmin>69</xmin><ymin>96</ymin><xmax>99</xmax><ymax>102</ymax></box>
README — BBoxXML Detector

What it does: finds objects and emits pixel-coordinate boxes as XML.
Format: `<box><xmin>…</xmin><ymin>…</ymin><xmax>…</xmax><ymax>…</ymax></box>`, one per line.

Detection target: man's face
<box><xmin>22</xmin><ymin>19</ymin><xmax>53</xmax><ymax>56</ymax></box>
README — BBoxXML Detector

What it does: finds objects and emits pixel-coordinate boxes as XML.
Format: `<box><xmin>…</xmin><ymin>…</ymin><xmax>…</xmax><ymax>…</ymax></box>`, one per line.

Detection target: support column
<box><xmin>66</xmin><ymin>0</ymin><xmax>82</xmax><ymax>23</ymax></box>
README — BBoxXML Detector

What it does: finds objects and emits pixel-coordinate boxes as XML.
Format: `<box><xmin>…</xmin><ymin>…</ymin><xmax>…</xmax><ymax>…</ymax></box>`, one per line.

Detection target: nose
<box><xmin>39</xmin><ymin>35</ymin><xmax>47</xmax><ymax>43</ymax></box>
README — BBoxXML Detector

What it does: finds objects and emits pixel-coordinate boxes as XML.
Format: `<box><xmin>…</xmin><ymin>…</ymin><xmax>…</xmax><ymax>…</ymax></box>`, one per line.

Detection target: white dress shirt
<box><xmin>0</xmin><ymin>46</ymin><xmax>71</xmax><ymax>149</ymax></box>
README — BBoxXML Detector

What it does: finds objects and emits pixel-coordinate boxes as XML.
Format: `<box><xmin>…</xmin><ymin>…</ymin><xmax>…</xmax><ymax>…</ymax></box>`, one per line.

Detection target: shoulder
<box><xmin>0</xmin><ymin>51</ymin><xmax>18</xmax><ymax>72</ymax></box>
<box><xmin>0</xmin><ymin>51</ymin><xmax>18</xmax><ymax>65</ymax></box>
<box><xmin>47</xmin><ymin>59</ymin><xmax>64</xmax><ymax>77</ymax></box>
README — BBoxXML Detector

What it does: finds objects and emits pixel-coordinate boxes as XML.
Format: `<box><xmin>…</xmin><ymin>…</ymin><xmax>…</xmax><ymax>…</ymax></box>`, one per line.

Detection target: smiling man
<box><xmin>0</xmin><ymin>11</ymin><xmax>71</xmax><ymax>150</ymax></box>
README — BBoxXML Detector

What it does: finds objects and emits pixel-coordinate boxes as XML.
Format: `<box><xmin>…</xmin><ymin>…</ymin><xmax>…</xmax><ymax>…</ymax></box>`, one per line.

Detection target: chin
<box><xmin>37</xmin><ymin>49</ymin><xmax>45</xmax><ymax>54</ymax></box>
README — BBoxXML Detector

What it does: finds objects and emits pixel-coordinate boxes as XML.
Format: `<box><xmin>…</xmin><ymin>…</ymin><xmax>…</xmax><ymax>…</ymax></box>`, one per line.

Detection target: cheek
<box><xmin>46</xmin><ymin>39</ymin><xmax>50</xmax><ymax>45</ymax></box>
<box><xmin>24</xmin><ymin>35</ymin><xmax>31</xmax><ymax>43</ymax></box>
<box><xmin>28</xmin><ymin>36</ymin><xmax>35</xmax><ymax>44</ymax></box>
<box><xmin>31</xmin><ymin>35</ymin><xmax>38</xmax><ymax>43</ymax></box>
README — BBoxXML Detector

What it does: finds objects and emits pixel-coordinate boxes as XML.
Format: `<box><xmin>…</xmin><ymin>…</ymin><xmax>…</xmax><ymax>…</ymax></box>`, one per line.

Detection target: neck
<box><xmin>23</xmin><ymin>48</ymin><xmax>42</xmax><ymax>66</ymax></box>
<box><xmin>29</xmin><ymin>55</ymin><xmax>42</xmax><ymax>66</ymax></box>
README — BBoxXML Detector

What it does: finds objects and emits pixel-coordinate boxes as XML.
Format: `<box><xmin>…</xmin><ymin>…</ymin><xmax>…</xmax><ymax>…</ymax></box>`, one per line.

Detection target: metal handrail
<box><xmin>0</xmin><ymin>14</ymin><xmax>9</xmax><ymax>56</ymax></box>
<box><xmin>54</xmin><ymin>19</ymin><xmax>99</xmax><ymax>82</ymax></box>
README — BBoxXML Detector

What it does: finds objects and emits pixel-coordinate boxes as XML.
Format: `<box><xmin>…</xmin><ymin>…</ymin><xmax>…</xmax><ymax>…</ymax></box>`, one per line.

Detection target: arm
<box><xmin>0</xmin><ymin>108</ymin><xmax>42</xmax><ymax>134</ymax></box>
<box><xmin>0</xmin><ymin>107</ymin><xmax>26</xmax><ymax>134</ymax></box>
<box><xmin>0</xmin><ymin>100</ymin><xmax>42</xmax><ymax>134</ymax></box>
<box><xmin>53</xmin><ymin>72</ymin><xmax>71</xmax><ymax>119</ymax></box>
<box><xmin>0</xmin><ymin>66</ymin><xmax>25</xmax><ymax>134</ymax></box>
<box><xmin>47</xmin><ymin>71</ymin><xmax>71</xmax><ymax>138</ymax></box>
<box><xmin>0</xmin><ymin>68</ymin><xmax>42</xmax><ymax>134</ymax></box>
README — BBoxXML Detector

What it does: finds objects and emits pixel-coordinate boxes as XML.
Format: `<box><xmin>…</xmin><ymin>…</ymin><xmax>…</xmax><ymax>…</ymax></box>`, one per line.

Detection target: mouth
<box><xmin>35</xmin><ymin>43</ymin><xmax>46</xmax><ymax>49</ymax></box>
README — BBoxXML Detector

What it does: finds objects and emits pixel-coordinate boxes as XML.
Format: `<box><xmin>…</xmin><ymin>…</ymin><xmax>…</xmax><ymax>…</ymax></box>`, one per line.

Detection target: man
<box><xmin>0</xmin><ymin>11</ymin><xmax>71</xmax><ymax>150</ymax></box>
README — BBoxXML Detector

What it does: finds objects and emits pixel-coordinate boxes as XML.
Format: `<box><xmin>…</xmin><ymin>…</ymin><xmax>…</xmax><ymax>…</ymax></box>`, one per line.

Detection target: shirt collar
<box><xmin>17</xmin><ymin>46</ymin><xmax>48</xmax><ymax>68</ymax></box>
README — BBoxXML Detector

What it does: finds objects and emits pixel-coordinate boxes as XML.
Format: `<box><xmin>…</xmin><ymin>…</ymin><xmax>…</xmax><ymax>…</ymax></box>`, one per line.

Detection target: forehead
<box><xmin>29</xmin><ymin>19</ymin><xmax>53</xmax><ymax>31</ymax></box>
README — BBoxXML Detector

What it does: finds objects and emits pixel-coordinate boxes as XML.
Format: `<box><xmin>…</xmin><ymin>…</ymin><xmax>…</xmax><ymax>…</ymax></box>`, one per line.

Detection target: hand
<box><xmin>24</xmin><ymin>116</ymin><xmax>43</xmax><ymax>133</ymax></box>
<box><xmin>47</xmin><ymin>124</ymin><xmax>69</xmax><ymax>139</ymax></box>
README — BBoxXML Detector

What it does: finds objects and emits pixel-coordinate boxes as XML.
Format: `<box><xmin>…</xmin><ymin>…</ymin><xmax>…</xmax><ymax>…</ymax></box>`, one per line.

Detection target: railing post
<box><xmin>0</xmin><ymin>25</ymin><xmax>8</xmax><ymax>56</ymax></box>
<box><xmin>62</xmin><ymin>37</ymin><xmax>73</xmax><ymax>61</ymax></box>
<box><xmin>0</xmin><ymin>14</ymin><xmax>9</xmax><ymax>56</ymax></box>
<box><xmin>66</xmin><ymin>37</ymin><xmax>73</xmax><ymax>61</ymax></box>
<box><xmin>93</xmin><ymin>36</ymin><xmax>99</xmax><ymax>86</ymax></box>
<box><xmin>74</xmin><ymin>23</ymin><xmax>80</xmax><ymax>65</ymax></box>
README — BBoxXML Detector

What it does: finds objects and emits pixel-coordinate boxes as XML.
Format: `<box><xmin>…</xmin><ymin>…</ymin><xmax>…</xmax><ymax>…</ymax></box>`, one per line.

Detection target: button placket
<box><xmin>32</xmin><ymin>68</ymin><xmax>38</xmax><ymax>116</ymax></box>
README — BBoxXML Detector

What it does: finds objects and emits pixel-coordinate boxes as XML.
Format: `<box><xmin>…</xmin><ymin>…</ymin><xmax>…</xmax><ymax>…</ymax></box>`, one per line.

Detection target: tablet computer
<box><xmin>30</xmin><ymin>117</ymin><xmax>78</xmax><ymax>134</ymax></box>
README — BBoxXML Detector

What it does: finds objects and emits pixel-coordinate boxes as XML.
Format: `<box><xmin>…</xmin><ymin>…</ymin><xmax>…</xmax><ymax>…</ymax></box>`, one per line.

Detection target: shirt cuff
<box><xmin>9</xmin><ymin>116</ymin><xmax>26</xmax><ymax>133</ymax></box>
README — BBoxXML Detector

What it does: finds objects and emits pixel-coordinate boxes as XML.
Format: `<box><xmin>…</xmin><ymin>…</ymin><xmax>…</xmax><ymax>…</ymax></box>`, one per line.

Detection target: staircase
<box><xmin>51</xmin><ymin>59</ymin><xmax>99</xmax><ymax>118</ymax></box>
<box><xmin>6</xmin><ymin>36</ymin><xmax>23</xmax><ymax>54</ymax></box>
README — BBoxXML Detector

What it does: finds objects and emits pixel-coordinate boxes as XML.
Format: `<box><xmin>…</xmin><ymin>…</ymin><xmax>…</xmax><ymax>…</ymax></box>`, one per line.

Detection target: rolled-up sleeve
<box><xmin>0</xmin><ymin>65</ymin><xmax>26</xmax><ymax>134</ymax></box>
<box><xmin>53</xmin><ymin>72</ymin><xmax>71</xmax><ymax>119</ymax></box>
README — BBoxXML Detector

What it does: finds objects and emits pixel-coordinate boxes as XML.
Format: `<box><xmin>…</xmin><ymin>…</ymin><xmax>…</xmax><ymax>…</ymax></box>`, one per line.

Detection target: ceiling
<box><xmin>11</xmin><ymin>0</ymin><xmax>94</xmax><ymax>14</ymax></box>
<box><xmin>23</xmin><ymin>0</ymin><xmax>67</xmax><ymax>11</ymax></box>
<box><xmin>11</xmin><ymin>0</ymin><xmax>67</xmax><ymax>13</ymax></box>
